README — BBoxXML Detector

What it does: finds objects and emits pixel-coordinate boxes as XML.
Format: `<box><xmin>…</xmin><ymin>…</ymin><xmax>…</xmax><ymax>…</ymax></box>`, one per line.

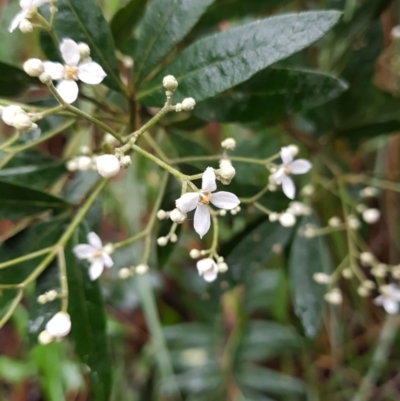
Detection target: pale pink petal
<box><xmin>78</xmin><ymin>62</ymin><xmax>107</xmax><ymax>84</ymax></box>
<box><xmin>280</xmin><ymin>147</ymin><xmax>293</xmax><ymax>165</ymax></box>
<box><xmin>60</xmin><ymin>38</ymin><xmax>80</xmax><ymax>66</ymax></box>
<box><xmin>282</xmin><ymin>175</ymin><xmax>296</xmax><ymax>199</ymax></box>
<box><xmin>273</xmin><ymin>167</ymin><xmax>286</xmax><ymax>185</ymax></box>
<box><xmin>373</xmin><ymin>295</ymin><xmax>384</xmax><ymax>306</ymax></box>
<box><xmin>210</xmin><ymin>191</ymin><xmax>240</xmax><ymax>210</ymax></box>
<box><xmin>102</xmin><ymin>252</ymin><xmax>114</xmax><ymax>268</ymax></box>
<box><xmin>87</xmin><ymin>232</ymin><xmax>102</xmax><ymax>249</ymax></box>
<box><xmin>73</xmin><ymin>244</ymin><xmax>96</xmax><ymax>259</ymax></box>
<box><xmin>89</xmin><ymin>258</ymin><xmax>104</xmax><ymax>281</ymax></box>
<box><xmin>383</xmin><ymin>299</ymin><xmax>399</xmax><ymax>314</ymax></box>
<box><xmin>43</xmin><ymin>61</ymin><xmax>65</xmax><ymax>80</ymax></box>
<box><xmin>203</xmin><ymin>270</ymin><xmax>218</xmax><ymax>282</ymax></box>
<box><xmin>194</xmin><ymin>204</ymin><xmax>211</xmax><ymax>238</ymax></box>
<box><xmin>175</xmin><ymin>192</ymin><xmax>198</xmax><ymax>213</ymax></box>
<box><xmin>9</xmin><ymin>11</ymin><xmax>26</xmax><ymax>33</ymax></box>
<box><xmin>289</xmin><ymin>159</ymin><xmax>312</xmax><ymax>175</ymax></box>
<box><xmin>201</xmin><ymin>167</ymin><xmax>217</xmax><ymax>192</ymax></box>
<box><xmin>20</xmin><ymin>0</ymin><xmax>33</xmax><ymax>10</ymax></box>
<box><xmin>56</xmin><ymin>80</ymin><xmax>79</xmax><ymax>104</ymax></box>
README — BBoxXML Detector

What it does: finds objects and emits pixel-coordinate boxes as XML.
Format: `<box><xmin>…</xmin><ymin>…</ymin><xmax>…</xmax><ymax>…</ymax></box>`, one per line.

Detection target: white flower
<box><xmin>163</xmin><ymin>75</ymin><xmax>178</xmax><ymax>91</ymax></box>
<box><xmin>287</xmin><ymin>201</ymin><xmax>310</xmax><ymax>216</ymax></box>
<box><xmin>218</xmin><ymin>159</ymin><xmax>236</xmax><ymax>185</ymax></box>
<box><xmin>362</xmin><ymin>208</ymin><xmax>381</xmax><ymax>224</ymax></box>
<box><xmin>181</xmin><ymin>97</ymin><xmax>196</xmax><ymax>111</ymax></box>
<box><xmin>374</xmin><ymin>284</ymin><xmax>400</xmax><ymax>314</ymax></box>
<box><xmin>221</xmin><ymin>138</ymin><xmax>236</xmax><ymax>150</ymax></box>
<box><xmin>43</xmin><ymin>38</ymin><xmax>106</xmax><ymax>104</ymax></box>
<box><xmin>324</xmin><ymin>289</ymin><xmax>343</xmax><ymax>305</ymax></box>
<box><xmin>9</xmin><ymin>0</ymin><xmax>48</xmax><ymax>33</ymax></box>
<box><xmin>96</xmin><ymin>154</ymin><xmax>120</xmax><ymax>178</ymax></box>
<box><xmin>1</xmin><ymin>105</ymin><xmax>36</xmax><ymax>131</ymax></box>
<box><xmin>23</xmin><ymin>58</ymin><xmax>44</xmax><ymax>77</ymax></box>
<box><xmin>273</xmin><ymin>147</ymin><xmax>312</xmax><ymax>199</ymax></box>
<box><xmin>196</xmin><ymin>258</ymin><xmax>219</xmax><ymax>282</ymax></box>
<box><xmin>175</xmin><ymin>167</ymin><xmax>240</xmax><ymax>238</ymax></box>
<box><xmin>279</xmin><ymin>212</ymin><xmax>296</xmax><ymax>227</ymax></box>
<box><xmin>170</xmin><ymin>208</ymin><xmax>187</xmax><ymax>224</ymax></box>
<box><xmin>45</xmin><ymin>312</ymin><xmax>71</xmax><ymax>339</ymax></box>
<box><xmin>73</xmin><ymin>232</ymin><xmax>114</xmax><ymax>280</ymax></box>
<box><xmin>76</xmin><ymin>155</ymin><xmax>93</xmax><ymax>171</ymax></box>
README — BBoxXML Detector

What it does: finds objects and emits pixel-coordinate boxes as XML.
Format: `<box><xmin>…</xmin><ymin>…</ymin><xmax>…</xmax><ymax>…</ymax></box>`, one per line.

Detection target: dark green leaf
<box><xmin>134</xmin><ymin>0</ymin><xmax>215</xmax><ymax>83</ymax></box>
<box><xmin>65</xmin><ymin>226</ymin><xmax>111</xmax><ymax>401</ymax></box>
<box><xmin>137</xmin><ymin>11</ymin><xmax>342</xmax><ymax>105</ymax></box>
<box><xmin>54</xmin><ymin>0</ymin><xmax>124</xmax><ymax>93</ymax></box>
<box><xmin>0</xmin><ymin>61</ymin><xmax>36</xmax><ymax>97</ymax></box>
<box><xmin>110</xmin><ymin>0</ymin><xmax>147</xmax><ymax>48</ymax></box>
<box><xmin>289</xmin><ymin>215</ymin><xmax>334</xmax><ymax>339</ymax></box>
<box><xmin>0</xmin><ymin>180</ymin><xmax>68</xmax><ymax>220</ymax></box>
<box><xmin>194</xmin><ymin>68</ymin><xmax>348</xmax><ymax>123</ymax></box>
<box><xmin>337</xmin><ymin>120</ymin><xmax>400</xmax><ymax>142</ymax></box>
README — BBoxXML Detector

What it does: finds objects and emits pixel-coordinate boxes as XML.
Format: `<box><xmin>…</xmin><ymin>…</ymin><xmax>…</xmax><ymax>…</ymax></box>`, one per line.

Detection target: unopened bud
<box><xmin>120</xmin><ymin>155</ymin><xmax>132</xmax><ymax>168</ymax></box>
<box><xmin>19</xmin><ymin>19</ymin><xmax>33</xmax><ymax>33</ymax></box>
<box><xmin>39</xmin><ymin>72</ymin><xmax>52</xmax><ymax>85</ymax></box>
<box><xmin>37</xmin><ymin>294</ymin><xmax>48</xmax><ymax>304</ymax></box>
<box><xmin>13</xmin><ymin>112</ymin><xmax>34</xmax><ymax>131</ymax></box>
<box><xmin>103</xmin><ymin>243</ymin><xmax>114</xmax><ymax>255</ymax></box>
<box><xmin>190</xmin><ymin>249</ymin><xmax>200</xmax><ymax>259</ymax></box>
<box><xmin>46</xmin><ymin>290</ymin><xmax>57</xmax><ymax>301</ymax></box>
<box><xmin>170</xmin><ymin>208</ymin><xmax>186</xmax><ymax>224</ymax></box>
<box><xmin>218</xmin><ymin>159</ymin><xmax>236</xmax><ymax>185</ymax></box>
<box><xmin>163</xmin><ymin>75</ymin><xmax>178</xmax><ymax>91</ymax></box>
<box><xmin>313</xmin><ymin>273</ymin><xmax>331</xmax><ymax>284</ymax></box>
<box><xmin>136</xmin><ymin>264</ymin><xmax>149</xmax><ymax>275</ymax></box>
<box><xmin>362</xmin><ymin>208</ymin><xmax>380</xmax><ymax>224</ymax></box>
<box><xmin>221</xmin><ymin>138</ymin><xmax>236</xmax><ymax>150</ymax></box>
<box><xmin>218</xmin><ymin>262</ymin><xmax>228</xmax><ymax>273</ymax></box>
<box><xmin>104</xmin><ymin>133</ymin><xmax>119</xmax><ymax>146</ymax></box>
<box><xmin>360</xmin><ymin>252</ymin><xmax>374</xmax><ymax>266</ymax></box>
<box><xmin>77</xmin><ymin>155</ymin><xmax>92</xmax><ymax>171</ymax></box>
<box><xmin>328</xmin><ymin>217</ymin><xmax>341</xmax><ymax>228</ymax></box>
<box><xmin>175</xmin><ymin>103</ymin><xmax>183</xmax><ymax>112</ymax></box>
<box><xmin>181</xmin><ymin>97</ymin><xmax>196</xmax><ymax>111</ymax></box>
<box><xmin>357</xmin><ymin>286</ymin><xmax>370</xmax><ymax>297</ymax></box>
<box><xmin>23</xmin><ymin>58</ymin><xmax>44</xmax><ymax>77</ymax></box>
<box><xmin>342</xmin><ymin>268</ymin><xmax>353</xmax><ymax>279</ymax></box>
<box><xmin>119</xmin><ymin>268</ymin><xmax>131</xmax><ymax>279</ymax></box>
<box><xmin>96</xmin><ymin>154</ymin><xmax>120</xmax><ymax>178</ymax></box>
<box><xmin>324</xmin><ymin>289</ymin><xmax>343</xmax><ymax>305</ymax></box>
<box><xmin>45</xmin><ymin>312</ymin><xmax>71</xmax><ymax>338</ymax></box>
<box><xmin>38</xmin><ymin>330</ymin><xmax>53</xmax><ymax>345</ymax></box>
<box><xmin>301</xmin><ymin>185</ymin><xmax>315</xmax><ymax>196</ymax></box>
<box><xmin>1</xmin><ymin>105</ymin><xmax>24</xmax><ymax>126</ymax></box>
<box><xmin>279</xmin><ymin>212</ymin><xmax>296</xmax><ymax>227</ymax></box>
<box><xmin>157</xmin><ymin>237</ymin><xmax>168</xmax><ymax>246</ymax></box>
<box><xmin>78</xmin><ymin>42</ymin><xmax>91</xmax><ymax>60</ymax></box>
<box><xmin>288</xmin><ymin>144</ymin><xmax>299</xmax><ymax>156</ymax></box>
<box><xmin>157</xmin><ymin>210</ymin><xmax>168</xmax><ymax>220</ymax></box>
<box><xmin>170</xmin><ymin>233</ymin><xmax>178</xmax><ymax>243</ymax></box>
<box><xmin>269</xmin><ymin>212</ymin><xmax>279</xmax><ymax>222</ymax></box>
<box><xmin>347</xmin><ymin>215</ymin><xmax>360</xmax><ymax>230</ymax></box>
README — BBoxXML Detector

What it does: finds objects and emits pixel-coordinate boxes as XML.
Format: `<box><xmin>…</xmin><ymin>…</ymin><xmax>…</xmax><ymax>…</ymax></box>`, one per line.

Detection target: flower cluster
<box><xmin>38</xmin><ymin>311</ymin><xmax>71</xmax><ymax>345</ymax></box>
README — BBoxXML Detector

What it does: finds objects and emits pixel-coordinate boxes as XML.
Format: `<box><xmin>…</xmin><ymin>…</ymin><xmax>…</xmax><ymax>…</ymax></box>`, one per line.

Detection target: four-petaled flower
<box><xmin>197</xmin><ymin>258</ymin><xmax>219</xmax><ymax>282</ymax></box>
<box><xmin>73</xmin><ymin>232</ymin><xmax>113</xmax><ymax>280</ymax></box>
<box><xmin>175</xmin><ymin>167</ymin><xmax>240</xmax><ymax>238</ymax></box>
<box><xmin>43</xmin><ymin>39</ymin><xmax>106</xmax><ymax>104</ymax></box>
<box><xmin>273</xmin><ymin>147</ymin><xmax>312</xmax><ymax>199</ymax></box>
<box><xmin>9</xmin><ymin>0</ymin><xmax>47</xmax><ymax>33</ymax></box>
<box><xmin>374</xmin><ymin>284</ymin><xmax>400</xmax><ymax>314</ymax></box>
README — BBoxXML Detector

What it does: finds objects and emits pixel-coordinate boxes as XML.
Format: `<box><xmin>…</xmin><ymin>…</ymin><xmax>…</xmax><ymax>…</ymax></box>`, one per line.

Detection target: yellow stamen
<box><xmin>64</xmin><ymin>65</ymin><xmax>78</xmax><ymax>80</ymax></box>
<box><xmin>199</xmin><ymin>192</ymin><xmax>211</xmax><ymax>205</ymax></box>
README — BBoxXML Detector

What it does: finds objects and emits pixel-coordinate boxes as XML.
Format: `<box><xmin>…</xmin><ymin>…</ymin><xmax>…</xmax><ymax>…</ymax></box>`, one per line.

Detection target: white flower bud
<box><xmin>175</xmin><ymin>103</ymin><xmax>183</xmax><ymax>112</ymax></box>
<box><xmin>347</xmin><ymin>215</ymin><xmax>360</xmax><ymax>230</ymax></box>
<box><xmin>269</xmin><ymin>212</ymin><xmax>279</xmax><ymax>222</ymax></box>
<box><xmin>38</xmin><ymin>330</ymin><xmax>54</xmax><ymax>345</ymax></box>
<box><xmin>2</xmin><ymin>105</ymin><xmax>24</xmax><ymax>126</ymax></box>
<box><xmin>342</xmin><ymin>268</ymin><xmax>353</xmax><ymax>279</ymax></box>
<box><xmin>304</xmin><ymin>224</ymin><xmax>316</xmax><ymax>238</ymax></box>
<box><xmin>103</xmin><ymin>243</ymin><xmax>114</xmax><ymax>255</ymax></box>
<box><xmin>360</xmin><ymin>252</ymin><xmax>374</xmax><ymax>265</ymax></box>
<box><xmin>359</xmin><ymin>187</ymin><xmax>378</xmax><ymax>198</ymax></box>
<box><xmin>324</xmin><ymin>289</ymin><xmax>343</xmax><ymax>305</ymax></box>
<box><xmin>392</xmin><ymin>25</ymin><xmax>400</xmax><ymax>39</ymax></box>
<box><xmin>66</xmin><ymin>159</ymin><xmax>78</xmax><ymax>172</ymax></box>
<box><xmin>23</xmin><ymin>58</ymin><xmax>44</xmax><ymax>77</ymax></box>
<box><xmin>13</xmin><ymin>112</ymin><xmax>34</xmax><ymax>131</ymax></box>
<box><xmin>37</xmin><ymin>294</ymin><xmax>48</xmax><ymax>304</ymax></box>
<box><xmin>39</xmin><ymin>72</ymin><xmax>52</xmax><ymax>85</ymax></box>
<box><xmin>181</xmin><ymin>97</ymin><xmax>196</xmax><ymax>111</ymax></box>
<box><xmin>163</xmin><ymin>75</ymin><xmax>178</xmax><ymax>91</ymax></box>
<box><xmin>371</xmin><ymin>263</ymin><xmax>388</xmax><ymax>278</ymax></box>
<box><xmin>287</xmin><ymin>201</ymin><xmax>308</xmax><ymax>216</ymax></box>
<box><xmin>170</xmin><ymin>233</ymin><xmax>178</xmax><ymax>243</ymax></box>
<box><xmin>79</xmin><ymin>145</ymin><xmax>90</xmax><ymax>155</ymax></box>
<box><xmin>19</xmin><ymin>19</ymin><xmax>33</xmax><ymax>33</ymax></box>
<box><xmin>96</xmin><ymin>154</ymin><xmax>120</xmax><ymax>178</ymax></box>
<box><xmin>170</xmin><ymin>208</ymin><xmax>187</xmax><ymax>224</ymax></box>
<box><xmin>77</xmin><ymin>155</ymin><xmax>92</xmax><ymax>171</ymax></box>
<box><xmin>157</xmin><ymin>236</ymin><xmax>168</xmax><ymax>246</ymax></box>
<box><xmin>190</xmin><ymin>249</ymin><xmax>200</xmax><ymax>259</ymax></box>
<box><xmin>357</xmin><ymin>286</ymin><xmax>370</xmax><ymax>297</ymax></box>
<box><xmin>392</xmin><ymin>265</ymin><xmax>400</xmax><ymax>279</ymax></box>
<box><xmin>221</xmin><ymin>138</ymin><xmax>236</xmax><ymax>150</ymax></box>
<box><xmin>268</xmin><ymin>183</ymin><xmax>277</xmax><ymax>191</ymax></box>
<box><xmin>279</xmin><ymin>212</ymin><xmax>296</xmax><ymax>227</ymax></box>
<box><xmin>328</xmin><ymin>217</ymin><xmax>341</xmax><ymax>228</ymax></box>
<box><xmin>363</xmin><ymin>280</ymin><xmax>376</xmax><ymax>290</ymax></box>
<box><xmin>288</xmin><ymin>144</ymin><xmax>299</xmax><ymax>156</ymax></box>
<box><xmin>362</xmin><ymin>208</ymin><xmax>380</xmax><ymax>224</ymax></box>
<box><xmin>218</xmin><ymin>262</ymin><xmax>228</xmax><ymax>273</ymax></box>
<box><xmin>46</xmin><ymin>290</ymin><xmax>58</xmax><ymax>301</ymax></box>
<box><xmin>219</xmin><ymin>209</ymin><xmax>227</xmax><ymax>216</ymax></box>
<box><xmin>356</xmin><ymin>203</ymin><xmax>367</xmax><ymax>213</ymax></box>
<box><xmin>218</xmin><ymin>159</ymin><xmax>236</xmax><ymax>184</ymax></box>
<box><xmin>119</xmin><ymin>267</ymin><xmax>131</xmax><ymax>279</ymax></box>
<box><xmin>104</xmin><ymin>133</ymin><xmax>119</xmax><ymax>146</ymax></box>
<box><xmin>157</xmin><ymin>210</ymin><xmax>168</xmax><ymax>220</ymax></box>
<box><xmin>313</xmin><ymin>273</ymin><xmax>331</xmax><ymax>284</ymax></box>
<box><xmin>136</xmin><ymin>264</ymin><xmax>149</xmax><ymax>275</ymax></box>
<box><xmin>120</xmin><ymin>155</ymin><xmax>132</xmax><ymax>168</ymax></box>
<box><xmin>301</xmin><ymin>185</ymin><xmax>315</xmax><ymax>196</ymax></box>
<box><xmin>121</xmin><ymin>55</ymin><xmax>134</xmax><ymax>68</ymax></box>
<box><xmin>78</xmin><ymin>42</ymin><xmax>91</xmax><ymax>60</ymax></box>
<box><xmin>45</xmin><ymin>312</ymin><xmax>71</xmax><ymax>338</ymax></box>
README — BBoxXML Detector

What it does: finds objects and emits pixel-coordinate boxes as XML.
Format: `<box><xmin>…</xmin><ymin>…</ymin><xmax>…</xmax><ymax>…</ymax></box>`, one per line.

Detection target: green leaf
<box><xmin>0</xmin><ymin>61</ymin><xmax>35</xmax><ymax>97</ymax></box>
<box><xmin>54</xmin><ymin>0</ymin><xmax>124</xmax><ymax>94</ymax></box>
<box><xmin>288</xmin><ymin>215</ymin><xmax>334</xmax><ymax>339</ymax></box>
<box><xmin>137</xmin><ymin>11</ymin><xmax>342</xmax><ymax>105</ymax></box>
<box><xmin>194</xmin><ymin>68</ymin><xmax>348</xmax><ymax>123</ymax></box>
<box><xmin>0</xmin><ymin>180</ymin><xmax>68</xmax><ymax>220</ymax></box>
<box><xmin>110</xmin><ymin>0</ymin><xmax>147</xmax><ymax>48</ymax></box>
<box><xmin>65</xmin><ymin>226</ymin><xmax>112</xmax><ymax>401</ymax></box>
<box><xmin>134</xmin><ymin>0</ymin><xmax>215</xmax><ymax>83</ymax></box>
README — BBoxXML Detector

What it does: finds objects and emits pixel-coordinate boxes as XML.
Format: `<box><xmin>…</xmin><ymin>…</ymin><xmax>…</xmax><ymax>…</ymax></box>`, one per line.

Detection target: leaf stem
<box><xmin>0</xmin><ymin>289</ymin><xmax>24</xmax><ymax>328</ymax></box>
<box><xmin>0</xmin><ymin>247</ymin><xmax>53</xmax><ymax>269</ymax></box>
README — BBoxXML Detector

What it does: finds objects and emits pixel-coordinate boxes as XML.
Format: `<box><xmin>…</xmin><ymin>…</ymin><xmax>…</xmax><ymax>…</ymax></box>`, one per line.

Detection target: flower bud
<box><xmin>77</xmin><ymin>155</ymin><xmax>92</xmax><ymax>171</ymax></box>
<box><xmin>46</xmin><ymin>290</ymin><xmax>57</xmax><ymax>301</ymax></box>
<box><xmin>342</xmin><ymin>268</ymin><xmax>353</xmax><ymax>279</ymax></box>
<box><xmin>324</xmin><ymin>289</ymin><xmax>342</xmax><ymax>305</ymax></box>
<box><xmin>371</xmin><ymin>263</ymin><xmax>388</xmax><ymax>278</ymax></box>
<box><xmin>313</xmin><ymin>272</ymin><xmax>331</xmax><ymax>284</ymax></box>
<box><xmin>356</xmin><ymin>204</ymin><xmax>367</xmax><ymax>213</ymax></box>
<box><xmin>119</xmin><ymin>267</ymin><xmax>131</xmax><ymax>279</ymax></box>
<box><xmin>304</xmin><ymin>224</ymin><xmax>316</xmax><ymax>238</ymax></box>
<box><xmin>39</xmin><ymin>72</ymin><xmax>52</xmax><ymax>85</ymax></box>
<box><xmin>357</xmin><ymin>286</ymin><xmax>370</xmax><ymax>297</ymax></box>
<box><xmin>19</xmin><ymin>19</ymin><xmax>33</xmax><ymax>33</ymax></box>
<box><xmin>360</xmin><ymin>252</ymin><xmax>374</xmax><ymax>265</ymax></box>
<box><xmin>269</xmin><ymin>212</ymin><xmax>279</xmax><ymax>222</ymax></box>
<box><xmin>218</xmin><ymin>262</ymin><xmax>228</xmax><ymax>273</ymax></box>
<box><xmin>218</xmin><ymin>159</ymin><xmax>236</xmax><ymax>185</ymax></box>
<box><xmin>120</xmin><ymin>155</ymin><xmax>132</xmax><ymax>168</ymax></box>
<box><xmin>392</xmin><ymin>25</ymin><xmax>400</xmax><ymax>39</ymax></box>
<box><xmin>104</xmin><ymin>133</ymin><xmax>119</xmax><ymax>146</ymax></box>
<box><xmin>103</xmin><ymin>243</ymin><xmax>114</xmax><ymax>255</ymax></box>
<box><xmin>181</xmin><ymin>97</ymin><xmax>196</xmax><ymax>111</ymax></box>
<box><xmin>170</xmin><ymin>208</ymin><xmax>186</xmax><ymax>224</ymax></box>
<box><xmin>96</xmin><ymin>154</ymin><xmax>120</xmax><ymax>178</ymax></box>
<box><xmin>1</xmin><ymin>105</ymin><xmax>24</xmax><ymax>126</ymax></box>
<box><xmin>157</xmin><ymin>236</ymin><xmax>168</xmax><ymax>246</ymax></box>
<box><xmin>175</xmin><ymin>103</ymin><xmax>183</xmax><ymax>112</ymax></box>
<box><xmin>163</xmin><ymin>75</ymin><xmax>178</xmax><ymax>91</ymax></box>
<box><xmin>78</xmin><ymin>42</ymin><xmax>91</xmax><ymax>60</ymax></box>
<box><xmin>136</xmin><ymin>264</ymin><xmax>149</xmax><ymax>275</ymax></box>
<box><xmin>219</xmin><ymin>209</ymin><xmax>227</xmax><ymax>216</ymax></box>
<box><xmin>359</xmin><ymin>186</ymin><xmax>378</xmax><ymax>198</ymax></box>
<box><xmin>328</xmin><ymin>216</ymin><xmax>341</xmax><ymax>228</ymax></box>
<box><xmin>288</xmin><ymin>144</ymin><xmax>299</xmax><ymax>156</ymax></box>
<box><xmin>45</xmin><ymin>312</ymin><xmax>71</xmax><ymax>338</ymax></box>
<box><xmin>347</xmin><ymin>215</ymin><xmax>360</xmax><ymax>230</ymax></box>
<box><xmin>279</xmin><ymin>212</ymin><xmax>296</xmax><ymax>227</ymax></box>
<box><xmin>301</xmin><ymin>185</ymin><xmax>315</xmax><ymax>196</ymax></box>
<box><xmin>38</xmin><ymin>330</ymin><xmax>54</xmax><ymax>345</ymax></box>
<box><xmin>13</xmin><ymin>112</ymin><xmax>35</xmax><ymax>131</ymax></box>
<box><xmin>37</xmin><ymin>294</ymin><xmax>48</xmax><ymax>304</ymax></box>
<box><xmin>221</xmin><ymin>138</ymin><xmax>236</xmax><ymax>150</ymax></box>
<box><xmin>363</xmin><ymin>280</ymin><xmax>376</xmax><ymax>290</ymax></box>
<box><xmin>362</xmin><ymin>208</ymin><xmax>380</xmax><ymax>224</ymax></box>
<box><xmin>66</xmin><ymin>159</ymin><xmax>78</xmax><ymax>171</ymax></box>
<box><xmin>190</xmin><ymin>249</ymin><xmax>200</xmax><ymax>259</ymax></box>
<box><xmin>23</xmin><ymin>58</ymin><xmax>44</xmax><ymax>77</ymax></box>
<box><xmin>170</xmin><ymin>233</ymin><xmax>178</xmax><ymax>243</ymax></box>
<box><xmin>157</xmin><ymin>210</ymin><xmax>168</xmax><ymax>220</ymax></box>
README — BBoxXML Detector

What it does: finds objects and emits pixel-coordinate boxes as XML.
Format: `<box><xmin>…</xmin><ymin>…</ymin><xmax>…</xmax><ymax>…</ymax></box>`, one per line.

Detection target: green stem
<box><xmin>57</xmin><ymin>247</ymin><xmax>68</xmax><ymax>313</ymax></box>
<box><xmin>0</xmin><ymin>289</ymin><xmax>24</xmax><ymax>328</ymax></box>
<box><xmin>253</xmin><ymin>202</ymin><xmax>274</xmax><ymax>215</ymax></box>
<box><xmin>0</xmin><ymin>247</ymin><xmax>53</xmax><ymax>269</ymax></box>
<box><xmin>113</xmin><ymin>230</ymin><xmax>147</xmax><ymax>249</ymax></box>
<box><xmin>240</xmin><ymin>184</ymin><xmax>270</xmax><ymax>203</ymax></box>
<box><xmin>0</xmin><ymin>132</ymin><xmax>20</xmax><ymax>150</ymax></box>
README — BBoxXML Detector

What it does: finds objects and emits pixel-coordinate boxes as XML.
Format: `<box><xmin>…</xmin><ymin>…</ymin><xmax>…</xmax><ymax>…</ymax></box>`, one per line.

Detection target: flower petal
<box><xmin>87</xmin><ymin>232</ymin><xmax>102</xmax><ymax>249</ymax></box>
<box><xmin>60</xmin><ymin>38</ymin><xmax>80</xmax><ymax>66</ymax></box>
<box><xmin>203</xmin><ymin>270</ymin><xmax>218</xmax><ymax>282</ymax></box>
<box><xmin>43</xmin><ymin>61</ymin><xmax>65</xmax><ymax>80</ymax></box>
<box><xmin>73</xmin><ymin>244</ymin><xmax>96</xmax><ymax>259</ymax></box>
<box><xmin>56</xmin><ymin>80</ymin><xmax>79</xmax><ymax>104</ymax></box>
<box><xmin>175</xmin><ymin>192</ymin><xmax>198</xmax><ymax>213</ymax></box>
<box><xmin>102</xmin><ymin>252</ymin><xmax>114</xmax><ymax>268</ymax></box>
<box><xmin>196</xmin><ymin>258</ymin><xmax>215</xmax><ymax>274</ymax></box>
<box><xmin>78</xmin><ymin>62</ymin><xmax>107</xmax><ymax>84</ymax></box>
<box><xmin>20</xmin><ymin>0</ymin><xmax>34</xmax><ymax>10</ymax></box>
<box><xmin>273</xmin><ymin>167</ymin><xmax>286</xmax><ymax>185</ymax></box>
<box><xmin>194</xmin><ymin>204</ymin><xmax>211</xmax><ymax>238</ymax></box>
<box><xmin>281</xmin><ymin>175</ymin><xmax>296</xmax><ymax>199</ymax></box>
<box><xmin>280</xmin><ymin>147</ymin><xmax>293</xmax><ymax>165</ymax></box>
<box><xmin>89</xmin><ymin>258</ymin><xmax>104</xmax><ymax>281</ymax></box>
<box><xmin>9</xmin><ymin>11</ymin><xmax>26</xmax><ymax>32</ymax></box>
<box><xmin>289</xmin><ymin>159</ymin><xmax>312</xmax><ymax>175</ymax></box>
<box><xmin>210</xmin><ymin>191</ymin><xmax>240</xmax><ymax>210</ymax></box>
<box><xmin>202</xmin><ymin>167</ymin><xmax>217</xmax><ymax>192</ymax></box>
<box><xmin>34</xmin><ymin>0</ymin><xmax>48</xmax><ymax>6</ymax></box>
<box><xmin>383</xmin><ymin>299</ymin><xmax>399</xmax><ymax>314</ymax></box>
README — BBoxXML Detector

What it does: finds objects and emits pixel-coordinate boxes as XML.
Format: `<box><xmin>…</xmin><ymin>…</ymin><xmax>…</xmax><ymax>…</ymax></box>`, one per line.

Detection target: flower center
<box><xmin>198</xmin><ymin>192</ymin><xmax>212</xmax><ymax>205</ymax></box>
<box><xmin>64</xmin><ymin>65</ymin><xmax>78</xmax><ymax>80</ymax></box>
<box><xmin>284</xmin><ymin>166</ymin><xmax>291</xmax><ymax>175</ymax></box>
<box><xmin>93</xmin><ymin>249</ymin><xmax>102</xmax><ymax>258</ymax></box>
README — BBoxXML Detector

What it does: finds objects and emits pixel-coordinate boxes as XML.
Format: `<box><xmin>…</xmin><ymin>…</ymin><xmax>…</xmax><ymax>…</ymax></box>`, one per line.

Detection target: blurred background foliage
<box><xmin>1</xmin><ymin>0</ymin><xmax>400</xmax><ymax>400</ymax></box>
